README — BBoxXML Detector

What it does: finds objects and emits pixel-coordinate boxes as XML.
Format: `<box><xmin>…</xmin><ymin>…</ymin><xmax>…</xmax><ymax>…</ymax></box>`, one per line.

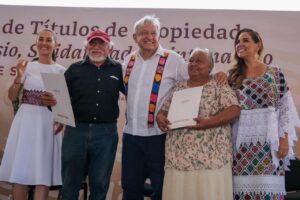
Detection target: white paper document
<box><xmin>167</xmin><ymin>86</ymin><xmax>203</xmax><ymax>129</ymax></box>
<box><xmin>41</xmin><ymin>73</ymin><xmax>76</xmax><ymax>127</ymax></box>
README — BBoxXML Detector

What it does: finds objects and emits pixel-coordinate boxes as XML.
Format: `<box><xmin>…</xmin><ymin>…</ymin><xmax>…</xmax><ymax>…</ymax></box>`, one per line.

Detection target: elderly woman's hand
<box><xmin>156</xmin><ymin>110</ymin><xmax>171</xmax><ymax>132</ymax></box>
<box><xmin>278</xmin><ymin>133</ymin><xmax>289</xmax><ymax>159</ymax></box>
<box><xmin>189</xmin><ymin>117</ymin><xmax>210</xmax><ymax>130</ymax></box>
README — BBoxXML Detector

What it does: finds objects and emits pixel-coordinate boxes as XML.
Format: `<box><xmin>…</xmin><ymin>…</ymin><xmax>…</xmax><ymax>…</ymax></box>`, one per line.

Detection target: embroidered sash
<box><xmin>124</xmin><ymin>52</ymin><xmax>169</xmax><ymax>127</ymax></box>
<box><xmin>22</xmin><ymin>89</ymin><xmax>45</xmax><ymax>106</ymax></box>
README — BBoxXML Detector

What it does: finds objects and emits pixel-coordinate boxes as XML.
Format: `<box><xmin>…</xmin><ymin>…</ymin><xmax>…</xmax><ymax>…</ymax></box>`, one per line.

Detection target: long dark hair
<box><xmin>228</xmin><ymin>28</ymin><xmax>264</xmax><ymax>89</ymax></box>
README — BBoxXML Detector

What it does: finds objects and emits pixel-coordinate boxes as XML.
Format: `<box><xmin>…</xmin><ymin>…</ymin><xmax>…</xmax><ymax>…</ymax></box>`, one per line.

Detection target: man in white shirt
<box><xmin>121</xmin><ymin>14</ymin><xmax>188</xmax><ymax>200</ymax></box>
<box><xmin>121</xmin><ymin>15</ymin><xmax>225</xmax><ymax>200</ymax></box>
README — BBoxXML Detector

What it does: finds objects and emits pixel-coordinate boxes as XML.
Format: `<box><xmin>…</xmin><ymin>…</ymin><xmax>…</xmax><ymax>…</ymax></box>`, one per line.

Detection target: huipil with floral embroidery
<box><xmin>161</xmin><ymin>79</ymin><xmax>240</xmax><ymax>171</ymax></box>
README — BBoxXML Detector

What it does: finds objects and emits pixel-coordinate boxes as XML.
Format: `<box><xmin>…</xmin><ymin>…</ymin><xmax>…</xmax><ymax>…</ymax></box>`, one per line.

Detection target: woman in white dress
<box><xmin>228</xmin><ymin>28</ymin><xmax>299</xmax><ymax>200</ymax></box>
<box><xmin>0</xmin><ymin>29</ymin><xmax>65</xmax><ymax>200</ymax></box>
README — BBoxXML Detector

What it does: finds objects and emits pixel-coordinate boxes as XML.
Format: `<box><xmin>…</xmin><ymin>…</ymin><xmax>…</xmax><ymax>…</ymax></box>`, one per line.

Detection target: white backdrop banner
<box><xmin>0</xmin><ymin>5</ymin><xmax>300</xmax><ymax>199</ymax></box>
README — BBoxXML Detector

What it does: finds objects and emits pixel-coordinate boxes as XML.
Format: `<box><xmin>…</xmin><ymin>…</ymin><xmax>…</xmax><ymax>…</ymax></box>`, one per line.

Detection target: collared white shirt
<box><xmin>122</xmin><ymin>46</ymin><xmax>188</xmax><ymax>136</ymax></box>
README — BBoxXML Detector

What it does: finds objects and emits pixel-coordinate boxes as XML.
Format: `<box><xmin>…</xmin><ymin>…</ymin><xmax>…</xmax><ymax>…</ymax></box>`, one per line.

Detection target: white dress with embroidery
<box><xmin>0</xmin><ymin>61</ymin><xmax>65</xmax><ymax>186</ymax></box>
<box><xmin>232</xmin><ymin>66</ymin><xmax>299</xmax><ymax>199</ymax></box>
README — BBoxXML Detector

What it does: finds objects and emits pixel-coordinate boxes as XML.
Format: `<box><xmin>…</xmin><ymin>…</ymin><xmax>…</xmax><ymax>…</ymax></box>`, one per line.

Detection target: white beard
<box><xmin>89</xmin><ymin>55</ymin><xmax>106</xmax><ymax>63</ymax></box>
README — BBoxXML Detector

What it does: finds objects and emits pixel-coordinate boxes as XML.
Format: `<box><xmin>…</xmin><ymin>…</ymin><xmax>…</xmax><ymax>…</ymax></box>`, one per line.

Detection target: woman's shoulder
<box><xmin>54</xmin><ymin>63</ymin><xmax>66</xmax><ymax>70</ymax></box>
<box><xmin>267</xmin><ymin>65</ymin><xmax>284</xmax><ymax>74</ymax></box>
<box><xmin>25</xmin><ymin>61</ymin><xmax>38</xmax><ymax>71</ymax></box>
<box><xmin>174</xmin><ymin>80</ymin><xmax>188</xmax><ymax>90</ymax></box>
<box><xmin>205</xmin><ymin>78</ymin><xmax>235</xmax><ymax>94</ymax></box>
<box><xmin>204</xmin><ymin>78</ymin><xmax>220</xmax><ymax>89</ymax></box>
<box><xmin>50</xmin><ymin>63</ymin><xmax>66</xmax><ymax>74</ymax></box>
<box><xmin>266</xmin><ymin>65</ymin><xmax>286</xmax><ymax>81</ymax></box>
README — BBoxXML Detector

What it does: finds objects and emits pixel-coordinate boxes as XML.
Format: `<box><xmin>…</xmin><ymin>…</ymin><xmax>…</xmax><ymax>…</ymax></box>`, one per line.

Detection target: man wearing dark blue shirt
<box><xmin>61</xmin><ymin>29</ymin><xmax>125</xmax><ymax>200</ymax></box>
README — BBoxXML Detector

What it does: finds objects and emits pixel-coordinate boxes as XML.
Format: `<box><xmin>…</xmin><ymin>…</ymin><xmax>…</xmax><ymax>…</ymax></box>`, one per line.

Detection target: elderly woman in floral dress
<box><xmin>156</xmin><ymin>48</ymin><xmax>241</xmax><ymax>200</ymax></box>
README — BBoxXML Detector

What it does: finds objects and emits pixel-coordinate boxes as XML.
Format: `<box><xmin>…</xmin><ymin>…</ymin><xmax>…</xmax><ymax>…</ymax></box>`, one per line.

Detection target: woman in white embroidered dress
<box><xmin>156</xmin><ymin>48</ymin><xmax>241</xmax><ymax>200</ymax></box>
<box><xmin>228</xmin><ymin>28</ymin><xmax>299</xmax><ymax>200</ymax></box>
<box><xmin>0</xmin><ymin>29</ymin><xmax>65</xmax><ymax>200</ymax></box>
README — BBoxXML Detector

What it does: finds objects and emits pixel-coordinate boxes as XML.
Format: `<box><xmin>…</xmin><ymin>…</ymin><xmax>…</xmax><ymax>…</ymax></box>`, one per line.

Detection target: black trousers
<box><xmin>122</xmin><ymin>133</ymin><xmax>166</xmax><ymax>200</ymax></box>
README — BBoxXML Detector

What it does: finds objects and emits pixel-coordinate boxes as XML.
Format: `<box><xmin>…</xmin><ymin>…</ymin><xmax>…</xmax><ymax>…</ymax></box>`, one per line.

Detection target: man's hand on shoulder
<box><xmin>213</xmin><ymin>72</ymin><xmax>228</xmax><ymax>85</ymax></box>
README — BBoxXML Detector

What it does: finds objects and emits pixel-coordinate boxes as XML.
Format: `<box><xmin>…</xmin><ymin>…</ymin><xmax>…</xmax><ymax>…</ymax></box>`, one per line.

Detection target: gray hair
<box><xmin>133</xmin><ymin>15</ymin><xmax>161</xmax><ymax>34</ymax></box>
<box><xmin>190</xmin><ymin>48</ymin><xmax>214</xmax><ymax>69</ymax></box>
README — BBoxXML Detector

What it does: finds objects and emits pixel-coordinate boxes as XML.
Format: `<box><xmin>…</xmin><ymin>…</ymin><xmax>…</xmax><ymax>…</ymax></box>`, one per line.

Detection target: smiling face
<box><xmin>235</xmin><ymin>31</ymin><xmax>262</xmax><ymax>60</ymax></box>
<box><xmin>36</xmin><ymin>30</ymin><xmax>57</xmax><ymax>58</ymax></box>
<box><xmin>188</xmin><ymin>50</ymin><xmax>213</xmax><ymax>80</ymax></box>
<box><xmin>133</xmin><ymin>22</ymin><xmax>160</xmax><ymax>55</ymax></box>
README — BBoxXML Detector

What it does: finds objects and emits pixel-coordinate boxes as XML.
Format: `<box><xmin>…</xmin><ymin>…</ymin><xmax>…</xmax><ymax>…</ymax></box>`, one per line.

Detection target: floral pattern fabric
<box><xmin>161</xmin><ymin>79</ymin><xmax>239</xmax><ymax>170</ymax></box>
